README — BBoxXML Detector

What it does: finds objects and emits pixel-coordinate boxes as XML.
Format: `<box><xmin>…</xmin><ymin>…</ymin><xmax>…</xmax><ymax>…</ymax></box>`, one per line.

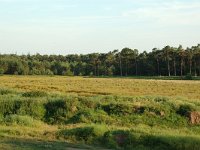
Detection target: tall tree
<box><xmin>186</xmin><ymin>47</ymin><xmax>194</xmax><ymax>75</ymax></box>
<box><xmin>163</xmin><ymin>46</ymin><xmax>171</xmax><ymax>76</ymax></box>
<box><xmin>178</xmin><ymin>45</ymin><xmax>186</xmax><ymax>77</ymax></box>
<box><xmin>120</xmin><ymin>48</ymin><xmax>134</xmax><ymax>76</ymax></box>
<box><xmin>152</xmin><ymin>48</ymin><xmax>162</xmax><ymax>76</ymax></box>
<box><xmin>171</xmin><ymin>47</ymin><xmax>178</xmax><ymax>76</ymax></box>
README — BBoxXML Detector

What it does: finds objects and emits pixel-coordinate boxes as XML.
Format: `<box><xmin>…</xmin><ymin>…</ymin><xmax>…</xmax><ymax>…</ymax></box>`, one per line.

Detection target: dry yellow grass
<box><xmin>0</xmin><ymin>75</ymin><xmax>200</xmax><ymax>100</ymax></box>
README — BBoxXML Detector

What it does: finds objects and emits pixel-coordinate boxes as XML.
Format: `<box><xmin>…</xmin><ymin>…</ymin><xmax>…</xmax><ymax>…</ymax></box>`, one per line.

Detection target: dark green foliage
<box><xmin>3</xmin><ymin>115</ymin><xmax>38</xmax><ymax>127</ymax></box>
<box><xmin>184</xmin><ymin>73</ymin><xmax>193</xmax><ymax>80</ymax></box>
<box><xmin>0</xmin><ymin>88</ymin><xmax>14</xmax><ymax>95</ymax></box>
<box><xmin>0</xmin><ymin>99</ymin><xmax>22</xmax><ymax>116</ymax></box>
<box><xmin>102</xmin><ymin>130</ymin><xmax>200</xmax><ymax>150</ymax></box>
<box><xmin>103</xmin><ymin>130</ymin><xmax>138</xmax><ymax>149</ymax></box>
<box><xmin>0</xmin><ymin>44</ymin><xmax>200</xmax><ymax>77</ymax></box>
<box><xmin>0</xmin><ymin>68</ymin><xmax>4</xmax><ymax>74</ymax></box>
<box><xmin>0</xmin><ymin>93</ymin><xmax>194</xmax><ymax>127</ymax></box>
<box><xmin>44</xmin><ymin>99</ymin><xmax>68</xmax><ymax>124</ymax></box>
<box><xmin>0</xmin><ymin>99</ymin><xmax>45</xmax><ymax>119</ymax></box>
<box><xmin>177</xmin><ymin>104</ymin><xmax>195</xmax><ymax>117</ymax></box>
<box><xmin>22</xmin><ymin>91</ymin><xmax>47</xmax><ymax>97</ymax></box>
<box><xmin>68</xmin><ymin>109</ymin><xmax>114</xmax><ymax>124</ymax></box>
<box><xmin>16</xmin><ymin>99</ymin><xmax>45</xmax><ymax>120</ymax></box>
<box><xmin>58</xmin><ymin>125</ymin><xmax>108</xmax><ymax>144</ymax></box>
<box><xmin>44</xmin><ymin>98</ymin><xmax>79</xmax><ymax>124</ymax></box>
<box><xmin>59</xmin><ymin>127</ymin><xmax>96</xmax><ymax>142</ymax></box>
<box><xmin>1</xmin><ymin>91</ymin><xmax>200</xmax><ymax>149</ymax></box>
<box><xmin>102</xmin><ymin>103</ymin><xmax>133</xmax><ymax>116</ymax></box>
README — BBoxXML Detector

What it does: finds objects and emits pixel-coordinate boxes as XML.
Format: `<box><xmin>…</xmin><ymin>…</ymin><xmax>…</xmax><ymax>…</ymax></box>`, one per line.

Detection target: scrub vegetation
<box><xmin>0</xmin><ymin>76</ymin><xmax>200</xmax><ymax>149</ymax></box>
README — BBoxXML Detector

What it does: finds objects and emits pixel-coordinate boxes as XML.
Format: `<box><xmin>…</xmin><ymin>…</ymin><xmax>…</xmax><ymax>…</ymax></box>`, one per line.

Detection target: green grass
<box><xmin>0</xmin><ymin>137</ymin><xmax>102</xmax><ymax>150</ymax></box>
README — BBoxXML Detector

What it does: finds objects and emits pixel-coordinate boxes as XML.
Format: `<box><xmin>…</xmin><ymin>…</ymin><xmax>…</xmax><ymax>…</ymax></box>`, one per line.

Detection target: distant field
<box><xmin>0</xmin><ymin>75</ymin><xmax>200</xmax><ymax>100</ymax></box>
<box><xmin>1</xmin><ymin>75</ymin><xmax>200</xmax><ymax>149</ymax></box>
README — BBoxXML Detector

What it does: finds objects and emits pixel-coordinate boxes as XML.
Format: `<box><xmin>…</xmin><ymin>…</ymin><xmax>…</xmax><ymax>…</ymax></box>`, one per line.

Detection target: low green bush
<box><xmin>0</xmin><ymin>99</ymin><xmax>45</xmax><ymax>119</ymax></box>
<box><xmin>103</xmin><ymin>130</ymin><xmax>138</xmax><ymax>149</ymax></box>
<box><xmin>103</xmin><ymin>130</ymin><xmax>200</xmax><ymax>150</ymax></box>
<box><xmin>102</xmin><ymin>103</ymin><xmax>133</xmax><ymax>116</ymax></box>
<box><xmin>0</xmin><ymin>99</ymin><xmax>22</xmax><ymax>116</ymax></box>
<box><xmin>177</xmin><ymin>104</ymin><xmax>195</xmax><ymax>117</ymax></box>
<box><xmin>44</xmin><ymin>98</ymin><xmax>79</xmax><ymax>124</ymax></box>
<box><xmin>17</xmin><ymin>99</ymin><xmax>46</xmax><ymax>120</ymax></box>
<box><xmin>0</xmin><ymin>68</ymin><xmax>4</xmax><ymax>75</ymax></box>
<box><xmin>3</xmin><ymin>115</ymin><xmax>42</xmax><ymax>127</ymax></box>
<box><xmin>184</xmin><ymin>73</ymin><xmax>193</xmax><ymax>80</ymax></box>
<box><xmin>68</xmin><ymin>109</ymin><xmax>114</xmax><ymax>124</ymax></box>
<box><xmin>0</xmin><ymin>88</ymin><xmax>14</xmax><ymax>95</ymax></box>
<box><xmin>44</xmin><ymin>99</ymin><xmax>68</xmax><ymax>124</ymax></box>
<box><xmin>22</xmin><ymin>91</ymin><xmax>47</xmax><ymax>97</ymax></box>
<box><xmin>58</xmin><ymin>125</ymin><xmax>108</xmax><ymax>144</ymax></box>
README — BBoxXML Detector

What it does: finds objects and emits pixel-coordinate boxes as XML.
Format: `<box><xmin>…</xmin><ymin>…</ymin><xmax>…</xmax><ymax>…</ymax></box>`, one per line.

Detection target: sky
<box><xmin>0</xmin><ymin>0</ymin><xmax>200</xmax><ymax>55</ymax></box>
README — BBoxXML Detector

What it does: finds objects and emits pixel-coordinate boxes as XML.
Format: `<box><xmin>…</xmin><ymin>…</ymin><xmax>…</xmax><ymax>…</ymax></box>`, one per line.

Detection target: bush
<box><xmin>0</xmin><ymin>88</ymin><xmax>14</xmax><ymax>95</ymax></box>
<box><xmin>102</xmin><ymin>103</ymin><xmax>133</xmax><ymax>116</ymax></box>
<box><xmin>0</xmin><ymin>68</ymin><xmax>4</xmax><ymax>75</ymax></box>
<box><xmin>45</xmin><ymin>99</ymin><xmax>68</xmax><ymax>124</ymax></box>
<box><xmin>177</xmin><ymin>104</ymin><xmax>195</xmax><ymax>117</ymax></box>
<box><xmin>103</xmin><ymin>130</ymin><xmax>200</xmax><ymax>150</ymax></box>
<box><xmin>103</xmin><ymin>130</ymin><xmax>138</xmax><ymax>149</ymax></box>
<box><xmin>22</xmin><ymin>91</ymin><xmax>47</xmax><ymax>97</ymax></box>
<box><xmin>68</xmin><ymin>109</ymin><xmax>114</xmax><ymax>124</ymax></box>
<box><xmin>184</xmin><ymin>73</ymin><xmax>193</xmax><ymax>80</ymax></box>
<box><xmin>0</xmin><ymin>114</ymin><xmax>4</xmax><ymax>123</ymax></box>
<box><xmin>58</xmin><ymin>125</ymin><xmax>108</xmax><ymax>143</ymax></box>
<box><xmin>0</xmin><ymin>99</ymin><xmax>22</xmax><ymax>116</ymax></box>
<box><xmin>17</xmin><ymin>99</ymin><xmax>45</xmax><ymax>120</ymax></box>
<box><xmin>3</xmin><ymin>115</ymin><xmax>42</xmax><ymax>127</ymax></box>
<box><xmin>0</xmin><ymin>99</ymin><xmax>45</xmax><ymax>119</ymax></box>
<box><xmin>44</xmin><ymin>98</ymin><xmax>79</xmax><ymax>124</ymax></box>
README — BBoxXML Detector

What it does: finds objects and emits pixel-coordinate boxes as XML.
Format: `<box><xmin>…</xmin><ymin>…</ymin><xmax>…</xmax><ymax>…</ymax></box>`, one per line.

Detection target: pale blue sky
<box><xmin>0</xmin><ymin>0</ymin><xmax>200</xmax><ymax>54</ymax></box>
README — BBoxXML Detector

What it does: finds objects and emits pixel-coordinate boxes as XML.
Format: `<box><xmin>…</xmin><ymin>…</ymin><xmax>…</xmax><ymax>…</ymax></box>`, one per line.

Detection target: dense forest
<box><xmin>0</xmin><ymin>44</ymin><xmax>200</xmax><ymax>76</ymax></box>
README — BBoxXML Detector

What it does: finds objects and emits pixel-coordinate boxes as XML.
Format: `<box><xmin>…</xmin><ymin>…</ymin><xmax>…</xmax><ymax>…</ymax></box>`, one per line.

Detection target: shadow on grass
<box><xmin>0</xmin><ymin>137</ymin><xmax>98</xmax><ymax>150</ymax></box>
<box><xmin>103</xmin><ymin>130</ymin><xmax>200</xmax><ymax>150</ymax></box>
<box><xmin>84</xmin><ymin>76</ymin><xmax>200</xmax><ymax>80</ymax></box>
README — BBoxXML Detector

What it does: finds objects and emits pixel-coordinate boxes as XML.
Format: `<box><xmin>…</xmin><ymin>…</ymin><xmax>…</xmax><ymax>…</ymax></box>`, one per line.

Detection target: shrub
<box><xmin>177</xmin><ymin>104</ymin><xmax>195</xmax><ymax>117</ymax></box>
<box><xmin>68</xmin><ymin>109</ymin><xmax>114</xmax><ymax>124</ymax></box>
<box><xmin>78</xmin><ymin>97</ymin><xmax>98</xmax><ymax>109</ymax></box>
<box><xmin>103</xmin><ymin>130</ymin><xmax>138</xmax><ymax>149</ymax></box>
<box><xmin>0</xmin><ymin>88</ymin><xmax>14</xmax><ymax>95</ymax></box>
<box><xmin>154</xmin><ymin>97</ymin><xmax>169</xmax><ymax>103</ymax></box>
<box><xmin>102</xmin><ymin>103</ymin><xmax>133</xmax><ymax>116</ymax></box>
<box><xmin>0</xmin><ymin>113</ymin><xmax>3</xmax><ymax>123</ymax></box>
<box><xmin>3</xmin><ymin>115</ymin><xmax>42</xmax><ymax>127</ymax></box>
<box><xmin>17</xmin><ymin>99</ymin><xmax>45</xmax><ymax>120</ymax></box>
<box><xmin>141</xmin><ymin>135</ymin><xmax>172</xmax><ymax>150</ymax></box>
<box><xmin>45</xmin><ymin>99</ymin><xmax>68</xmax><ymax>124</ymax></box>
<box><xmin>22</xmin><ymin>91</ymin><xmax>47</xmax><ymax>97</ymax></box>
<box><xmin>0</xmin><ymin>68</ymin><xmax>4</xmax><ymax>75</ymax></box>
<box><xmin>58</xmin><ymin>125</ymin><xmax>108</xmax><ymax>144</ymax></box>
<box><xmin>44</xmin><ymin>98</ymin><xmax>79</xmax><ymax>124</ymax></box>
<box><xmin>0</xmin><ymin>99</ymin><xmax>22</xmax><ymax>116</ymax></box>
<box><xmin>0</xmin><ymin>99</ymin><xmax>45</xmax><ymax>119</ymax></box>
<box><xmin>184</xmin><ymin>73</ymin><xmax>193</xmax><ymax>80</ymax></box>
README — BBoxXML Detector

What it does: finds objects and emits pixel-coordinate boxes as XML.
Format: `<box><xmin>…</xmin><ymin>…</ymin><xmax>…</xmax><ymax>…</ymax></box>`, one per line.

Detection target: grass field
<box><xmin>0</xmin><ymin>75</ymin><xmax>200</xmax><ymax>99</ymax></box>
<box><xmin>0</xmin><ymin>75</ymin><xmax>200</xmax><ymax>149</ymax></box>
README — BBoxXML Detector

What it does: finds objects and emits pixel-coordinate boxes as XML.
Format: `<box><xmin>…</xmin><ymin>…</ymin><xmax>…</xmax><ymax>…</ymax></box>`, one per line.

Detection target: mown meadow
<box><xmin>0</xmin><ymin>75</ymin><xmax>200</xmax><ymax>149</ymax></box>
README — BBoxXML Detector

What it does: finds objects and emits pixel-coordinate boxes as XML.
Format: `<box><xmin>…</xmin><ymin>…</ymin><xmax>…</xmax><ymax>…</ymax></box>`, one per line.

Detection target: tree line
<box><xmin>0</xmin><ymin>44</ymin><xmax>200</xmax><ymax>77</ymax></box>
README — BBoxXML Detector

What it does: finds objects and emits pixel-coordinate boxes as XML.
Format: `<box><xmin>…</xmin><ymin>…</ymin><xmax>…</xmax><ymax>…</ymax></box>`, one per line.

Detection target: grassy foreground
<box><xmin>0</xmin><ymin>138</ymin><xmax>99</xmax><ymax>150</ymax></box>
<box><xmin>0</xmin><ymin>76</ymin><xmax>200</xmax><ymax>149</ymax></box>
